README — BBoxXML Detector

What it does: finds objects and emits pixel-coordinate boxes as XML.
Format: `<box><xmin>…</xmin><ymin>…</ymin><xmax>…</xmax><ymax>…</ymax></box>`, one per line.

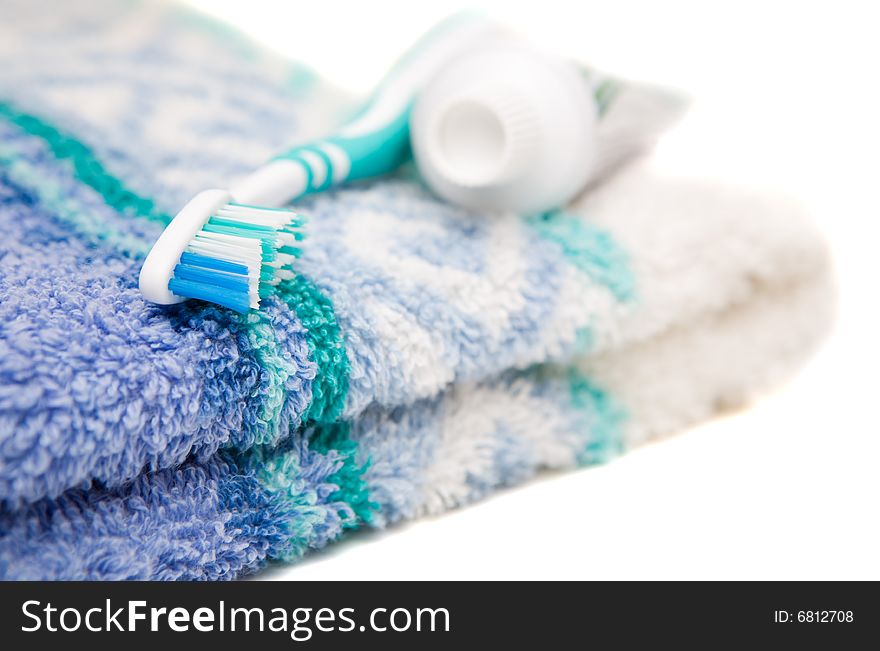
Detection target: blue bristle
<box><xmin>170</xmin><ymin>261</ymin><xmax>252</xmax><ymax>313</ymax></box>
<box><xmin>173</xmin><ymin>263</ymin><xmax>250</xmax><ymax>293</ymax></box>
<box><xmin>167</xmin><ymin>277</ymin><xmax>252</xmax><ymax>313</ymax></box>
<box><xmin>178</xmin><ymin>251</ymin><xmax>249</xmax><ymax>275</ymax></box>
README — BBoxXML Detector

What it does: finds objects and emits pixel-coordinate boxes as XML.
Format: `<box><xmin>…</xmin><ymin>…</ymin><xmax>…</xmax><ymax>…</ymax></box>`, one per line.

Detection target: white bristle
<box><xmin>277</xmin><ymin>232</ymin><xmax>297</xmax><ymax>247</ymax></box>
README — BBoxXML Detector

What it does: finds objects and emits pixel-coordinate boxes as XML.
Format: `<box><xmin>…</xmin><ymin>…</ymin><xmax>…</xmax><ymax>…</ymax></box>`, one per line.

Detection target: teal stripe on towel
<box><xmin>527</xmin><ymin>210</ymin><xmax>636</xmax><ymax>302</ymax></box>
<box><xmin>0</xmin><ymin>101</ymin><xmax>172</xmax><ymax>226</ymax></box>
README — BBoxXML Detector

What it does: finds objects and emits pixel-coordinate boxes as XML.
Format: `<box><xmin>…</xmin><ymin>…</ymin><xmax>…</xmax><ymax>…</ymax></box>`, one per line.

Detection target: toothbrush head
<box><xmin>138</xmin><ymin>189</ymin><xmax>305</xmax><ymax>313</ymax></box>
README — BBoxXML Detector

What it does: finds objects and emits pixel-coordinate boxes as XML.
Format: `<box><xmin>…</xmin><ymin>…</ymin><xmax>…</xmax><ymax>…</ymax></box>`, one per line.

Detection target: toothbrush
<box><xmin>139</xmin><ymin>14</ymin><xmax>503</xmax><ymax>313</ymax></box>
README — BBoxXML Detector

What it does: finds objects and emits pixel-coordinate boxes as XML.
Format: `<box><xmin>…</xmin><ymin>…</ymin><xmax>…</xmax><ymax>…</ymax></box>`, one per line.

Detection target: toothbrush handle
<box><xmin>231</xmin><ymin>13</ymin><xmax>505</xmax><ymax>207</ymax></box>
<box><xmin>278</xmin><ymin>105</ymin><xmax>412</xmax><ymax>193</ymax></box>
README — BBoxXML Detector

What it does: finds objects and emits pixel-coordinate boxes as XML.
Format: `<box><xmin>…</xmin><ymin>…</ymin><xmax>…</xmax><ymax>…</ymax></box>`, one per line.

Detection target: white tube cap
<box><xmin>411</xmin><ymin>43</ymin><xmax>599</xmax><ymax>215</ymax></box>
<box><xmin>424</xmin><ymin>85</ymin><xmax>540</xmax><ymax>188</ymax></box>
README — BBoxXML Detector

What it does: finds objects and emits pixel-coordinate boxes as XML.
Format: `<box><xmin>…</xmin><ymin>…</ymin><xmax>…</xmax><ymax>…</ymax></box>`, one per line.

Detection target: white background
<box><xmin>187</xmin><ymin>0</ymin><xmax>879</xmax><ymax>580</ymax></box>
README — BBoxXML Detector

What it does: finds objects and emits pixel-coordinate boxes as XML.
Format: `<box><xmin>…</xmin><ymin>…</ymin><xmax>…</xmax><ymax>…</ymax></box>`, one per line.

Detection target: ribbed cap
<box><xmin>423</xmin><ymin>84</ymin><xmax>540</xmax><ymax>188</ymax></box>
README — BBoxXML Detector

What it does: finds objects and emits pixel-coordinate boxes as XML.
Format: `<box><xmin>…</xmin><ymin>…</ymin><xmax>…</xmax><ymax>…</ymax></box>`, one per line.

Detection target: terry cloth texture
<box><xmin>0</xmin><ymin>0</ymin><xmax>833</xmax><ymax>580</ymax></box>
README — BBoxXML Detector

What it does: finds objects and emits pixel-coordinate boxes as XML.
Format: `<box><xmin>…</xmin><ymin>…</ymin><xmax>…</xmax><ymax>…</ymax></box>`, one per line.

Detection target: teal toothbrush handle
<box><xmin>274</xmin><ymin>104</ymin><xmax>412</xmax><ymax>195</ymax></box>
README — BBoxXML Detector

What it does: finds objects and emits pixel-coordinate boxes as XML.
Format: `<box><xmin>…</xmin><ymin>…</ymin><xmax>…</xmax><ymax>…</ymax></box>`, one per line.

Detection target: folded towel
<box><xmin>0</xmin><ymin>0</ymin><xmax>833</xmax><ymax>580</ymax></box>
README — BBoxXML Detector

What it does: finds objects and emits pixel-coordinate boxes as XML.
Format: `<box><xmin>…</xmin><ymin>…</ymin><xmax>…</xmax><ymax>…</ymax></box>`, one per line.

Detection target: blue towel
<box><xmin>0</xmin><ymin>0</ymin><xmax>832</xmax><ymax>579</ymax></box>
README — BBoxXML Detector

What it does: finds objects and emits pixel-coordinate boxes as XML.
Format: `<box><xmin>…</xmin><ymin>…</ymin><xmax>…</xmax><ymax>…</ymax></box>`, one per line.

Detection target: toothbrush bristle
<box><xmin>167</xmin><ymin>202</ymin><xmax>306</xmax><ymax>313</ymax></box>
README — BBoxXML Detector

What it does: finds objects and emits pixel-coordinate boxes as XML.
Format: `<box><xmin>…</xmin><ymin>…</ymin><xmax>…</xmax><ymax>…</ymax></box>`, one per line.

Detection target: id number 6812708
<box><xmin>773</xmin><ymin>611</ymin><xmax>854</xmax><ymax>623</ymax></box>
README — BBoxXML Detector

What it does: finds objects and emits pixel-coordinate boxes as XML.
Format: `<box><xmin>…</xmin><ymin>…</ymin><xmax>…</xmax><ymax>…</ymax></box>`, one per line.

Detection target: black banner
<box><xmin>0</xmin><ymin>581</ymin><xmax>875</xmax><ymax>648</ymax></box>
